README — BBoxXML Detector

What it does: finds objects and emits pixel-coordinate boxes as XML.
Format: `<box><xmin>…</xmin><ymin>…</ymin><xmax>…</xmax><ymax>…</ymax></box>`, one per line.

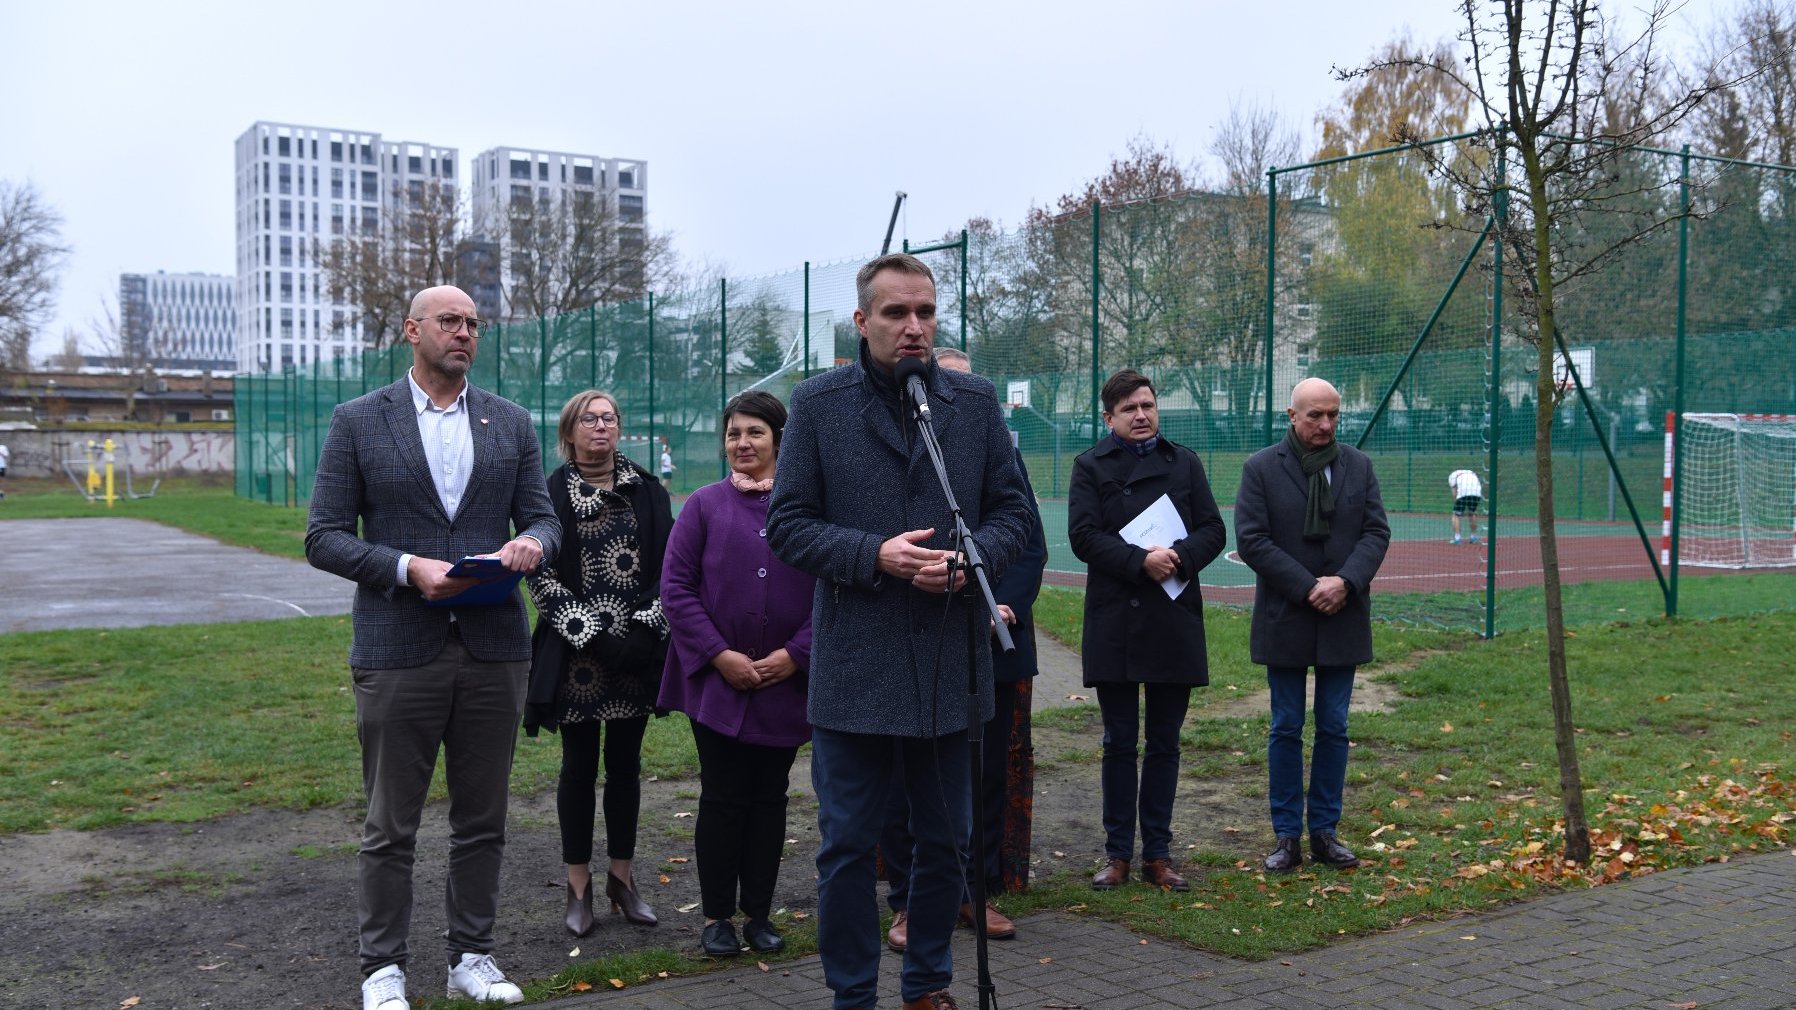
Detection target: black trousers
<box><xmin>691</xmin><ymin>720</ymin><xmax>800</xmax><ymax>921</ymax></box>
<box><xmin>557</xmin><ymin>716</ymin><xmax>649</xmax><ymax>865</ymax></box>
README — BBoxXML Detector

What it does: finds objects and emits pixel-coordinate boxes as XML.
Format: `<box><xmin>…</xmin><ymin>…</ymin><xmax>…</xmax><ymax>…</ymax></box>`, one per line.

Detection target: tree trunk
<box><xmin>1525</xmin><ymin>158</ymin><xmax>1592</xmax><ymax>866</ymax></box>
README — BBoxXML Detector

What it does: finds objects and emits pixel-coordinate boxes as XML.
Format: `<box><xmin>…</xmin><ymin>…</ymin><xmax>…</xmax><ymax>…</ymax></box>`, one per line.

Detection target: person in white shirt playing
<box><xmin>1447</xmin><ymin>468</ymin><xmax>1483</xmax><ymax>544</ymax></box>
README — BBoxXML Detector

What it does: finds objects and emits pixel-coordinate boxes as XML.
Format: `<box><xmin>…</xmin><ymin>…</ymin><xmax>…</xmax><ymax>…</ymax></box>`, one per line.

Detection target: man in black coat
<box><xmin>1234</xmin><ymin>377</ymin><xmax>1390</xmax><ymax>874</ymax></box>
<box><xmin>1068</xmin><ymin>369</ymin><xmax>1227</xmax><ymax>892</ymax></box>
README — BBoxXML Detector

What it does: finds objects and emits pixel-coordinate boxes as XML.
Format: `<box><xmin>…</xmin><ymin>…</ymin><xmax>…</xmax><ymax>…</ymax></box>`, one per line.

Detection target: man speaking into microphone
<box><xmin>769</xmin><ymin>253</ymin><xmax>1034</xmax><ymax>1010</ymax></box>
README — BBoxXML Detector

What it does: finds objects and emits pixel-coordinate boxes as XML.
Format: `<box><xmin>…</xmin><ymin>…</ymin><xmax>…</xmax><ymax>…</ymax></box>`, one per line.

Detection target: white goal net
<box><xmin>1673</xmin><ymin>413</ymin><xmax>1796</xmax><ymax>569</ymax></box>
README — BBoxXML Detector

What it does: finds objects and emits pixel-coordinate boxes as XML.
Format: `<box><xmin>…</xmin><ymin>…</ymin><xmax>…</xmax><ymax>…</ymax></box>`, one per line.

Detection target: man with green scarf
<box><xmin>1235</xmin><ymin>378</ymin><xmax>1390</xmax><ymax>875</ymax></box>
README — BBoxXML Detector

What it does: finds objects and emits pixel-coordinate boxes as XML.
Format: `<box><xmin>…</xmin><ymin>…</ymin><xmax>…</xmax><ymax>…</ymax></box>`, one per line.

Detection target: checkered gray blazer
<box><xmin>305</xmin><ymin>377</ymin><xmax>560</xmax><ymax>669</ymax></box>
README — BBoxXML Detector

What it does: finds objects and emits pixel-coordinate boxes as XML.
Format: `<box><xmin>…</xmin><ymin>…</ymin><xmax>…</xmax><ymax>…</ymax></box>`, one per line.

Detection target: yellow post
<box><xmin>85</xmin><ymin>440</ymin><xmax>100</xmax><ymax>500</ymax></box>
<box><xmin>102</xmin><ymin>438</ymin><xmax>117</xmax><ymax>508</ymax></box>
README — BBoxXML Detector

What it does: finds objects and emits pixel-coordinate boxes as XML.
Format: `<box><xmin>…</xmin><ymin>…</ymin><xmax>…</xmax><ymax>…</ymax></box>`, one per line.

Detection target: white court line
<box><xmin>225</xmin><ymin>593</ymin><xmax>314</xmax><ymax>617</ymax></box>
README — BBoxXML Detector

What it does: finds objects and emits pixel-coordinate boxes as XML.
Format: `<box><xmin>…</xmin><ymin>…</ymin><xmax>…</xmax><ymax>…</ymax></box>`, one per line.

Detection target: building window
<box><xmin>331</xmin><ymin>204</ymin><xmax>344</xmax><ymax>234</ymax></box>
<box><xmin>361</xmin><ymin>206</ymin><xmax>378</xmax><ymax>232</ymax></box>
<box><xmin>619</xmin><ymin>194</ymin><xmax>644</xmax><ymax>223</ymax></box>
<box><xmin>280</xmin><ymin>272</ymin><xmax>293</xmax><ymax>302</ymax></box>
<box><xmin>361</xmin><ymin>171</ymin><xmax>378</xmax><ymax>201</ymax></box>
<box><xmin>331</xmin><ymin>168</ymin><xmax>343</xmax><ymax>198</ymax></box>
<box><xmin>510</xmin><ymin>158</ymin><xmax>531</xmax><ymax>180</ymax></box>
<box><xmin>408</xmin><ymin>154</ymin><xmax>422</xmax><ymax>174</ymax></box>
<box><xmin>618</xmin><ymin>169</ymin><xmax>635</xmax><ymax>188</ymax></box>
<box><xmin>279</xmin><ymin>199</ymin><xmax>292</xmax><ymax>230</ymax></box>
<box><xmin>573</xmin><ymin>164</ymin><xmax>594</xmax><ymax>185</ymax></box>
<box><xmin>440</xmin><ymin>160</ymin><xmax>453</xmax><ymax>179</ymax></box>
<box><xmin>537</xmin><ymin>161</ymin><xmax>548</xmax><ymax>181</ymax></box>
<box><xmin>331</xmin><ymin>140</ymin><xmax>343</xmax><ymax>162</ymax></box>
<box><xmin>278</xmin><ymin>135</ymin><xmax>290</xmax><ymax>157</ymax></box>
<box><xmin>279</xmin><ymin>164</ymin><xmax>291</xmax><ymax>194</ymax></box>
<box><xmin>280</xmin><ymin>236</ymin><xmax>292</xmax><ymax>266</ymax></box>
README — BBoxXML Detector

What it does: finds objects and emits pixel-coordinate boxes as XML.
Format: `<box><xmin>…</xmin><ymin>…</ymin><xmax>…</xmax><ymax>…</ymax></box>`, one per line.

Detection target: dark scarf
<box><xmin>1110</xmin><ymin>432</ymin><xmax>1159</xmax><ymax>458</ymax></box>
<box><xmin>1286</xmin><ymin>425</ymin><xmax>1339</xmax><ymax>540</ymax></box>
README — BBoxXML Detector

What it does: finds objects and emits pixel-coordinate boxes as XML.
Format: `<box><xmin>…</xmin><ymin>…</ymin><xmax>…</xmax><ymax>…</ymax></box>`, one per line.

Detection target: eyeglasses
<box><xmin>577</xmin><ymin>412</ymin><xmax>619</xmax><ymax>429</ymax></box>
<box><xmin>413</xmin><ymin>312</ymin><xmax>485</xmax><ymax>335</ymax></box>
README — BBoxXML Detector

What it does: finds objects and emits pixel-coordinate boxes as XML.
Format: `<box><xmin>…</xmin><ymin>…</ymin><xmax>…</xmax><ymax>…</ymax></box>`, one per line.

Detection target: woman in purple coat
<box><xmin>658</xmin><ymin>390</ymin><xmax>815</xmax><ymax>958</ymax></box>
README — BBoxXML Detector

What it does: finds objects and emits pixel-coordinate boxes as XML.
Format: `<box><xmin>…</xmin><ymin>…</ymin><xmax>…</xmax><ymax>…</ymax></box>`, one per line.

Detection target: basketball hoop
<box><xmin>1003</xmin><ymin>401</ymin><xmax>1020</xmax><ymax>422</ymax></box>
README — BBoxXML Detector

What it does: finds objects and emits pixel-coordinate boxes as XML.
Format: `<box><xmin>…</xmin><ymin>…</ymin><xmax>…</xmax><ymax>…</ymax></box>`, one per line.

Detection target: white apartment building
<box><xmin>469</xmin><ymin>146</ymin><xmax>647</xmax><ymax>318</ymax></box>
<box><xmin>119</xmin><ymin>271</ymin><xmax>237</xmax><ymax>372</ymax></box>
<box><xmin>234</xmin><ymin>121</ymin><xmax>456</xmax><ymax>373</ymax></box>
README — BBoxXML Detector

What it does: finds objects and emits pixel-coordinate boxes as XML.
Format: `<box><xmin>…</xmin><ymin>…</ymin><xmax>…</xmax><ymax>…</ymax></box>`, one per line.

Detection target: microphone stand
<box><xmin>907</xmin><ymin>388</ymin><xmax>1012</xmax><ymax>1010</ymax></box>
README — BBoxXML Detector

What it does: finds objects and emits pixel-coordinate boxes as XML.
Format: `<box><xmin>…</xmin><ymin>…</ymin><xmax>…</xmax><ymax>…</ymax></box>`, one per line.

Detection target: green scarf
<box><xmin>1286</xmin><ymin>425</ymin><xmax>1339</xmax><ymax>540</ymax></box>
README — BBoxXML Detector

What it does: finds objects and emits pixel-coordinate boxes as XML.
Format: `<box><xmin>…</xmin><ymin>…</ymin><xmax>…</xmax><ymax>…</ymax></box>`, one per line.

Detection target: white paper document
<box><xmin>1118</xmin><ymin>492</ymin><xmax>1189</xmax><ymax>600</ymax></box>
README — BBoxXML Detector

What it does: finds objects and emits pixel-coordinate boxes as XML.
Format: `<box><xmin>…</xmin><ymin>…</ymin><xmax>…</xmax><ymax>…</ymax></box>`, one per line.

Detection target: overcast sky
<box><xmin>1</xmin><ymin>0</ymin><xmax>1710</xmax><ymax>360</ymax></box>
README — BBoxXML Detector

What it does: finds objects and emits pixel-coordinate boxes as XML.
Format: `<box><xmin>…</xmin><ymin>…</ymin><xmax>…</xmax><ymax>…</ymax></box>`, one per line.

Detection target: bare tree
<box><xmin>1351</xmin><ymin>0</ymin><xmax>1754</xmax><ymax>865</ymax></box>
<box><xmin>318</xmin><ymin>178</ymin><xmax>463</xmax><ymax>349</ymax></box>
<box><xmin>0</xmin><ymin>181</ymin><xmax>71</xmax><ymax>373</ymax></box>
<box><xmin>488</xmin><ymin>188</ymin><xmax>676</xmax><ymax>321</ymax></box>
<box><xmin>86</xmin><ymin>297</ymin><xmax>186</xmax><ymax>420</ymax></box>
<box><xmin>1689</xmin><ymin>0</ymin><xmax>1796</xmax><ymax>164</ymax></box>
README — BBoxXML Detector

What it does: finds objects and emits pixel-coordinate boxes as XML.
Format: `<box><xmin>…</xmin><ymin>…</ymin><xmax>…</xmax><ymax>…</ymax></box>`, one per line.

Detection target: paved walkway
<box><xmin>560</xmin><ymin>849</ymin><xmax>1796</xmax><ymax>1009</ymax></box>
<box><xmin>0</xmin><ymin>517</ymin><xmax>351</xmax><ymax>632</ymax></box>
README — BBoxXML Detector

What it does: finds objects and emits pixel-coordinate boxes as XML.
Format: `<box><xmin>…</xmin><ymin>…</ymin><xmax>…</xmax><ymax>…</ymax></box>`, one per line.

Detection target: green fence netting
<box><xmin>238</xmin><ymin>134</ymin><xmax>1796</xmax><ymax>635</ymax></box>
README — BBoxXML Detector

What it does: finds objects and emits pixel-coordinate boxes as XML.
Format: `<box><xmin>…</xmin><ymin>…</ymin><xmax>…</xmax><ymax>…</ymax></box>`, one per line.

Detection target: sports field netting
<box><xmin>238</xmin><ymin>133</ymin><xmax>1796</xmax><ymax>634</ymax></box>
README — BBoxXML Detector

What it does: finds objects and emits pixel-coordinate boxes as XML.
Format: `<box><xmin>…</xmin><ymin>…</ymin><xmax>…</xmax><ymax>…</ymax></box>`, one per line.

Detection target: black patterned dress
<box><xmin>528</xmin><ymin>463</ymin><xmax>669</xmax><ymax>724</ymax></box>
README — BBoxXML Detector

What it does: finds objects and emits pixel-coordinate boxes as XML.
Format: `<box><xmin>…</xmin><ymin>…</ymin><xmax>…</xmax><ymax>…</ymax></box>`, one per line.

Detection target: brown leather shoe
<box><xmin>1139</xmin><ymin>857</ymin><xmax>1190</xmax><ymax>891</ymax></box>
<box><xmin>1264</xmin><ymin>836</ymin><xmax>1302</xmax><ymax>873</ymax></box>
<box><xmin>1310</xmin><ymin>831</ymin><xmax>1360</xmax><ymax>869</ymax></box>
<box><xmin>958</xmin><ymin>901</ymin><xmax>1016</xmax><ymax>939</ymax></box>
<box><xmin>1090</xmin><ymin>856</ymin><xmax>1130</xmax><ymax>890</ymax></box>
<box><xmin>885</xmin><ymin>909</ymin><xmax>908</xmax><ymax>952</ymax></box>
<box><xmin>902</xmin><ymin>990</ymin><xmax>961</xmax><ymax>1010</ymax></box>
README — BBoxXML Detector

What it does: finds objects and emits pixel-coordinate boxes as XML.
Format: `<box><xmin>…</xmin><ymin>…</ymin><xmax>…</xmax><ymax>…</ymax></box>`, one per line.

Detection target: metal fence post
<box><xmin>720</xmin><ymin>278</ymin><xmax>729</xmax><ymax>417</ymax></box>
<box><xmin>803</xmin><ymin>262</ymin><xmax>811</xmax><ymax>379</ymax></box>
<box><xmin>648</xmin><ymin>292</ymin><xmax>657</xmax><ymax>457</ymax></box>
<box><xmin>1487</xmin><ymin>137</ymin><xmax>1506</xmax><ymax>640</ymax></box>
<box><xmin>960</xmin><ymin>228</ymin><xmax>969</xmax><ymax>352</ymax></box>
<box><xmin>1669</xmin><ymin>144</ymin><xmax>1691</xmax><ymax>618</ymax></box>
<box><xmin>1264</xmin><ymin>168</ymin><xmax>1279</xmax><ymax>448</ymax></box>
<box><xmin>1090</xmin><ymin>199</ymin><xmax>1100</xmax><ymax>436</ymax></box>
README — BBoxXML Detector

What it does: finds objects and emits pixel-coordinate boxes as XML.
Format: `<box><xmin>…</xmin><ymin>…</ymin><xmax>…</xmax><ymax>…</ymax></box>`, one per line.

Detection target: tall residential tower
<box><xmin>234</xmin><ymin>121</ymin><xmax>456</xmax><ymax>373</ymax></box>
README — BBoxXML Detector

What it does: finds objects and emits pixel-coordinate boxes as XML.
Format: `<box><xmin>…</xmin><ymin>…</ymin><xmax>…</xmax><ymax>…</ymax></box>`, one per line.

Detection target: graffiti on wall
<box><xmin>1</xmin><ymin>430</ymin><xmax>235</xmax><ymax>478</ymax></box>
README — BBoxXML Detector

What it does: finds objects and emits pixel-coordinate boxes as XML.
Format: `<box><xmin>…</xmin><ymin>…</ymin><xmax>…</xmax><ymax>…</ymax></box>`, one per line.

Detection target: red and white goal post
<box><xmin>1664</xmin><ymin>411</ymin><xmax>1796</xmax><ymax>569</ymax></box>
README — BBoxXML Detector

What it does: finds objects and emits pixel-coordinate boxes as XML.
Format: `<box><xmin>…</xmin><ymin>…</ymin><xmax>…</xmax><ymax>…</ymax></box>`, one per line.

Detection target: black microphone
<box><xmin>894</xmin><ymin>354</ymin><xmax>932</xmax><ymax>422</ymax></box>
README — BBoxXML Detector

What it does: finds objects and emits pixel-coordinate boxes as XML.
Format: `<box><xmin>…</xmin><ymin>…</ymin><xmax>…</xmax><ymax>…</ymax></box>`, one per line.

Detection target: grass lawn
<box><xmin>4</xmin><ymin>477</ymin><xmax>1793</xmax><ymax>974</ymax></box>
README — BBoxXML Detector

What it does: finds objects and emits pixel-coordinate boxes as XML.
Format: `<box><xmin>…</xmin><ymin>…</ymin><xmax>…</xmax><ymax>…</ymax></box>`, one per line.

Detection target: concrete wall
<box><xmin>1</xmin><ymin>429</ymin><xmax>234</xmax><ymax>478</ymax></box>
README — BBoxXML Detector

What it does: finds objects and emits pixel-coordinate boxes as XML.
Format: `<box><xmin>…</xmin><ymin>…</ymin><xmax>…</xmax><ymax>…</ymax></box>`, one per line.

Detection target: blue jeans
<box><xmin>1096</xmin><ymin>682</ymin><xmax>1191</xmax><ymax>861</ymax></box>
<box><xmin>883</xmin><ymin>680</ymin><xmax>1017</xmax><ymax>908</ymax></box>
<box><xmin>1266</xmin><ymin>665</ymin><xmax>1356</xmax><ymax>838</ymax></box>
<box><xmin>813</xmin><ymin>726</ymin><xmax>969</xmax><ymax>1009</ymax></box>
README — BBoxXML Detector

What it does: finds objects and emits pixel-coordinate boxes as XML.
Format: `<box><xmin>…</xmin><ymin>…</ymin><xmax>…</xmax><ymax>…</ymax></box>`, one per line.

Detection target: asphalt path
<box><xmin>0</xmin><ymin>518</ymin><xmax>353</xmax><ymax>633</ymax></box>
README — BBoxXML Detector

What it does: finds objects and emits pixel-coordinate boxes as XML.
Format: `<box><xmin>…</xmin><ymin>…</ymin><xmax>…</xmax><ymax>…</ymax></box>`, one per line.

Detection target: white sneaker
<box><xmin>361</xmin><ymin>964</ymin><xmax>409</xmax><ymax>1010</ymax></box>
<box><xmin>447</xmin><ymin>952</ymin><xmax>524</xmax><ymax>1004</ymax></box>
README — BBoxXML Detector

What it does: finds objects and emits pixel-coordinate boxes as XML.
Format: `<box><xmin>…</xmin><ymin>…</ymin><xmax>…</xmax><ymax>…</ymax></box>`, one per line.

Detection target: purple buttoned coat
<box><xmin>657</xmin><ymin>479</ymin><xmax>815</xmax><ymax>748</ymax></box>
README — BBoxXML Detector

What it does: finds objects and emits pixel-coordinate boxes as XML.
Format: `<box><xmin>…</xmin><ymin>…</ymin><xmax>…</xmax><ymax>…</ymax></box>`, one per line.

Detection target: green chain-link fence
<box><xmin>237</xmin><ymin>132</ymin><xmax>1796</xmax><ymax>634</ymax></box>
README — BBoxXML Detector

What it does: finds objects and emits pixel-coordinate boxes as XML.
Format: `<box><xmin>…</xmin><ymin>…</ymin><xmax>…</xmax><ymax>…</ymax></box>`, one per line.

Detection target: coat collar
<box><xmin>853</xmin><ymin>341</ymin><xmax>961</xmax><ymax>460</ymax></box>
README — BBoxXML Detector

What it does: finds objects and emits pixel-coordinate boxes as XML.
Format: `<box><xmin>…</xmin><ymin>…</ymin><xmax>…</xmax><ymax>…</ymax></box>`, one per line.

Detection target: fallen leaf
<box><xmin>1038</xmin><ymin>957</ymin><xmax>1053</xmax><ymax>964</ymax></box>
<box><xmin>669</xmin><ymin>857</ymin><xmax>690</xmax><ymax>863</ymax></box>
<box><xmin>674</xmin><ymin>811</ymin><xmax>693</xmax><ymax>818</ymax></box>
<box><xmin>569</xmin><ymin>946</ymin><xmax>581</xmax><ymax>957</ymax></box>
<box><xmin>609</xmin><ymin>978</ymin><xmax>625</xmax><ymax>989</ymax></box>
<box><xmin>121</xmin><ymin>1000</ymin><xmax>142</xmax><ymax>1009</ymax></box>
<box><xmin>1138</xmin><ymin>938</ymin><xmax>1149</xmax><ymax>945</ymax></box>
<box><xmin>678</xmin><ymin>902</ymin><xmax>700</xmax><ymax>913</ymax></box>
<box><xmin>197</xmin><ymin>963</ymin><xmax>226</xmax><ymax>971</ymax></box>
<box><xmin>570</xmin><ymin>980</ymin><xmax>592</xmax><ymax>992</ymax></box>
<box><xmin>757</xmin><ymin>961</ymin><xmax>770</xmax><ymax>972</ymax></box>
<box><xmin>658</xmin><ymin>873</ymin><xmax>671</xmax><ymax>885</ymax></box>
<box><xmin>1440</xmin><ymin>722</ymin><xmax>1455</xmax><ymax>733</ymax></box>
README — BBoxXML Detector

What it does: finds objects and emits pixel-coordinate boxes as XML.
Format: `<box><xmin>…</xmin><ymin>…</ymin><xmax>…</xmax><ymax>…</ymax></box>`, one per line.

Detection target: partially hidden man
<box><xmin>306</xmin><ymin>285</ymin><xmax>560</xmax><ymax>1010</ymax></box>
<box><xmin>1234</xmin><ymin>377</ymin><xmax>1389</xmax><ymax>874</ymax></box>
<box><xmin>767</xmin><ymin>253</ymin><xmax>1035</xmax><ymax>1010</ymax></box>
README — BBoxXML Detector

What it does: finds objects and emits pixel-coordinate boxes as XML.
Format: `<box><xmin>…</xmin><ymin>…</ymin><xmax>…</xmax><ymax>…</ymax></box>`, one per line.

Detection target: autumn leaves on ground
<box><xmin>2</xmin><ymin>489</ymin><xmax>1794</xmax><ymax>1003</ymax></box>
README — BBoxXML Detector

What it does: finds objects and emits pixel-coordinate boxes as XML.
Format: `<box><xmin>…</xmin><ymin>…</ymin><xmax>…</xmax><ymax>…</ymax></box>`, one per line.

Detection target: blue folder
<box><xmin>424</xmin><ymin>555</ymin><xmax>524</xmax><ymax>607</ymax></box>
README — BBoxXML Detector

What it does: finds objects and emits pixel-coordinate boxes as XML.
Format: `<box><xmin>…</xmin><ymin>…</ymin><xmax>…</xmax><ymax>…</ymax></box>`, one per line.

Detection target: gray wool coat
<box><xmin>305</xmin><ymin>377</ymin><xmax>561</xmax><ymax>670</ymax></box>
<box><xmin>1234</xmin><ymin>436</ymin><xmax>1390</xmax><ymax>669</ymax></box>
<box><xmin>766</xmin><ymin>349</ymin><xmax>1035</xmax><ymax>739</ymax></box>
